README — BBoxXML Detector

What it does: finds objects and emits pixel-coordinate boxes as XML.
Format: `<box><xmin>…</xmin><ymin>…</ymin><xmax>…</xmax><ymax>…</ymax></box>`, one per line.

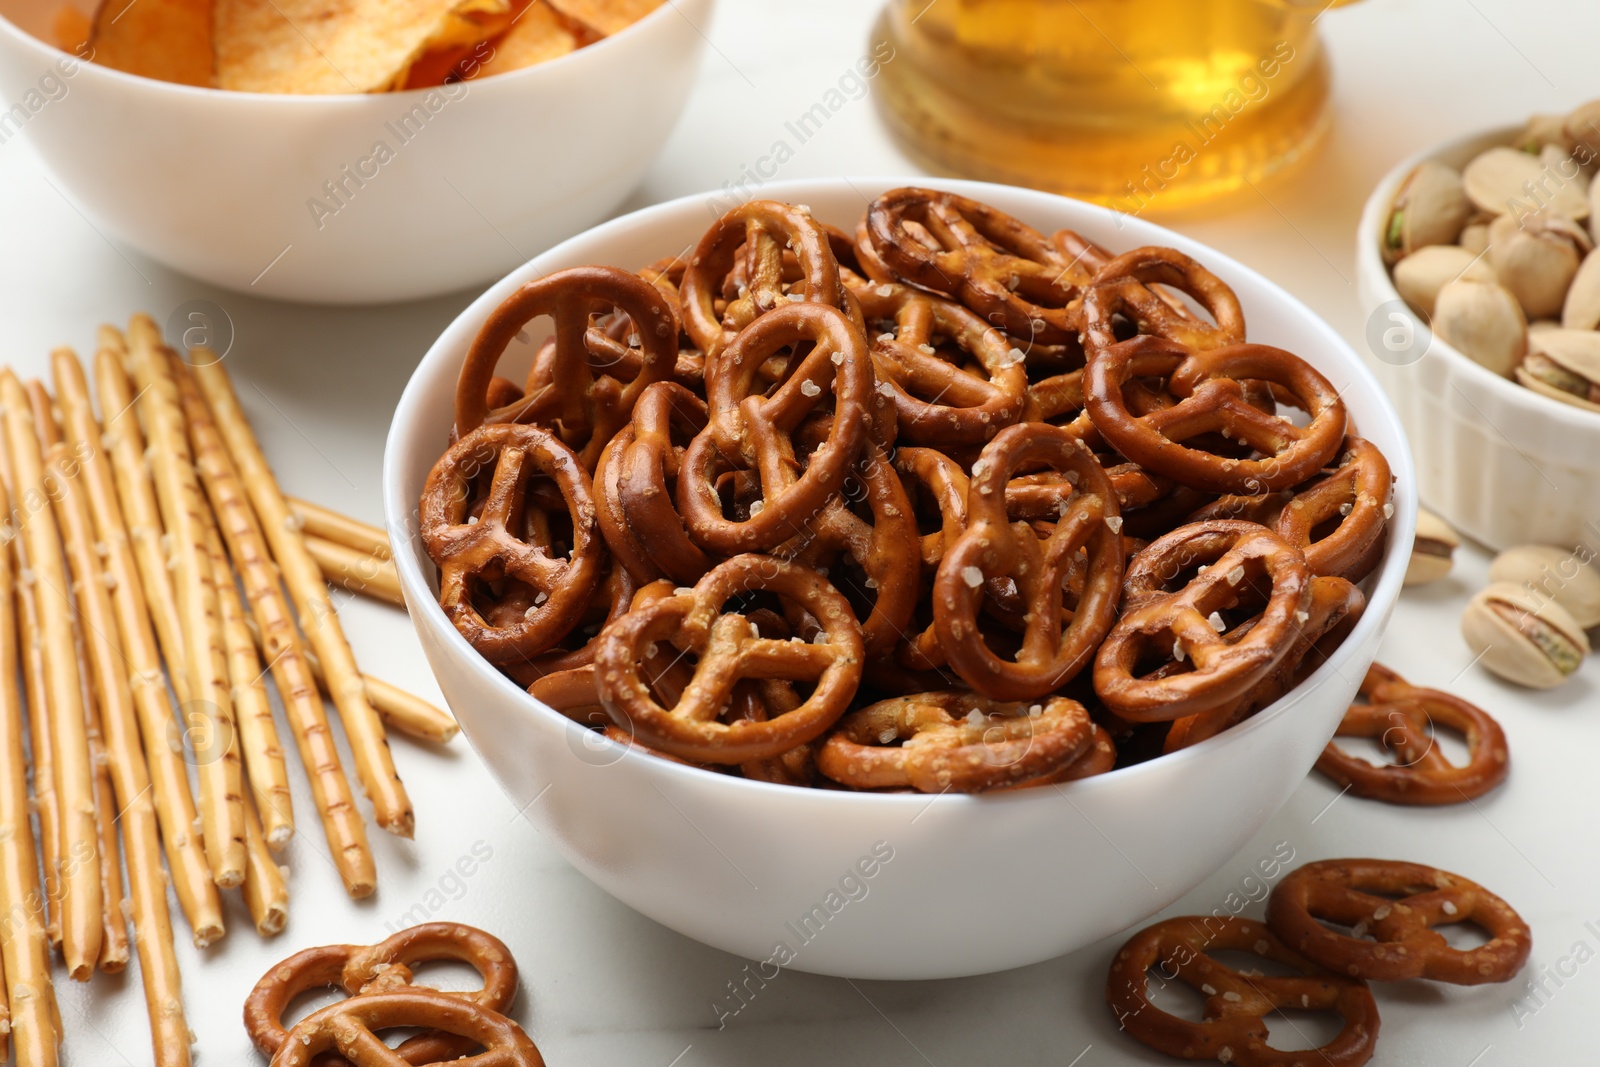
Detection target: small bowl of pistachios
<box><xmin>1357</xmin><ymin>103</ymin><xmax>1600</xmax><ymax>555</ymax></box>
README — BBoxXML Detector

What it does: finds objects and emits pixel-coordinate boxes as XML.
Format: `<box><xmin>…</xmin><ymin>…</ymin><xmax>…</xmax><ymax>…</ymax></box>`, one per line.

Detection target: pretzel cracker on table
<box><xmin>420</xmin><ymin>186</ymin><xmax>1402</xmax><ymax>794</ymax></box>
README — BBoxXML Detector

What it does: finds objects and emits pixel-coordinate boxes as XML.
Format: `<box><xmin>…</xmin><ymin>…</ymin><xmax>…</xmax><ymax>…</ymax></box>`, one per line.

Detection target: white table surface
<box><xmin>3</xmin><ymin>0</ymin><xmax>1599</xmax><ymax>1063</ymax></box>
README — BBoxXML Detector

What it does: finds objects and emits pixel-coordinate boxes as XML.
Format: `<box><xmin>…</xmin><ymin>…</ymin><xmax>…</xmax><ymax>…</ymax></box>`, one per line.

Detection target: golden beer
<box><xmin>873</xmin><ymin>0</ymin><xmax>1358</xmax><ymax>213</ymax></box>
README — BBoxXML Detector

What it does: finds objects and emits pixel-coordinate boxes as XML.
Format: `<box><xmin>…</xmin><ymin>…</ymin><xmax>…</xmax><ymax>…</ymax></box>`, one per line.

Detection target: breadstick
<box><xmin>0</xmin><ymin>371</ymin><xmax>102</xmax><ymax>980</ymax></box>
<box><xmin>71</xmin><ymin>347</ymin><xmax>223</xmax><ymax>947</ymax></box>
<box><xmin>49</xmin><ymin>425</ymin><xmax>193</xmax><ymax>1064</ymax></box>
<box><xmin>241</xmin><ymin>795</ymin><xmax>288</xmax><ymax>937</ymax></box>
<box><xmin>124</xmin><ymin>323</ymin><xmax>246</xmax><ymax>888</ymax></box>
<box><xmin>167</xmin><ymin>359</ymin><xmax>375</xmax><ymax>896</ymax></box>
<box><xmin>11</xmin><ymin>540</ymin><xmax>60</xmax><ymax>950</ymax></box>
<box><xmin>89</xmin><ymin>739</ymin><xmax>129</xmax><ymax>974</ymax></box>
<box><xmin>203</xmin><ymin>517</ymin><xmax>293</xmax><ymax>847</ymax></box>
<box><xmin>303</xmin><ymin>534</ymin><xmax>404</xmax><ymax>607</ymax></box>
<box><xmin>294</xmin><ymin>644</ymin><xmax>457</xmax><ymax>744</ymax></box>
<box><xmin>188</xmin><ymin>351</ymin><xmax>413</xmax><ymax>839</ymax></box>
<box><xmin>287</xmin><ymin>496</ymin><xmax>391</xmax><ymax>560</ymax></box>
<box><xmin>30</xmin><ymin>382</ymin><xmax>132</xmax><ymax>977</ymax></box>
<box><xmin>0</xmin><ymin>476</ymin><xmax>59</xmax><ymax>1067</ymax></box>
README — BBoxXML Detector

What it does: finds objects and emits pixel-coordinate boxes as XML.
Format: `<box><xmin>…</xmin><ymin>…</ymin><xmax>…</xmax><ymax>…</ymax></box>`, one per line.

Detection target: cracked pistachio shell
<box><xmin>1489</xmin><ymin>211</ymin><xmax>1592</xmax><ymax>320</ymax></box>
<box><xmin>1432</xmin><ymin>278</ymin><xmax>1528</xmax><ymax>376</ymax></box>
<box><xmin>1404</xmin><ymin>508</ymin><xmax>1459</xmax><ymax>586</ymax></box>
<box><xmin>1463</xmin><ymin>146</ymin><xmax>1589</xmax><ymax>220</ymax></box>
<box><xmin>1384</xmin><ymin>162</ymin><xmax>1472</xmax><ymax>264</ymax></box>
<box><xmin>1489</xmin><ymin>544</ymin><xmax>1600</xmax><ymax>629</ymax></box>
<box><xmin>1462</xmin><ymin>581</ymin><xmax>1589</xmax><ymax>689</ymax></box>
<box><xmin>1515</xmin><ymin>328</ymin><xmax>1600</xmax><ymax>413</ymax></box>
<box><xmin>1393</xmin><ymin>245</ymin><xmax>1494</xmax><ymax>319</ymax></box>
<box><xmin>1563</xmin><ymin>99</ymin><xmax>1600</xmax><ymax>159</ymax></box>
<box><xmin>1564</xmin><ymin>247</ymin><xmax>1600</xmax><ymax>330</ymax></box>
<box><xmin>1517</xmin><ymin>113</ymin><xmax>1574</xmax><ymax>153</ymax></box>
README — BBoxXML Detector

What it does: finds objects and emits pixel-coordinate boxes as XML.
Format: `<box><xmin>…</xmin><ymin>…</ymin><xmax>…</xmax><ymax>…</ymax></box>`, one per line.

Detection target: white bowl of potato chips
<box><xmin>0</xmin><ymin>0</ymin><xmax>710</xmax><ymax>302</ymax></box>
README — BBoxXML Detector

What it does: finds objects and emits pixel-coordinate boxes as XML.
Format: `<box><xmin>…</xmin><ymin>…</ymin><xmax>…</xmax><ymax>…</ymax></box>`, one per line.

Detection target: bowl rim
<box><xmin>386</xmin><ymin>174</ymin><xmax>1418</xmax><ymax>808</ymax></box>
<box><xmin>0</xmin><ymin>0</ymin><xmax>697</xmax><ymax>102</ymax></box>
<box><xmin>1356</xmin><ymin>121</ymin><xmax>1600</xmax><ymax>428</ymax></box>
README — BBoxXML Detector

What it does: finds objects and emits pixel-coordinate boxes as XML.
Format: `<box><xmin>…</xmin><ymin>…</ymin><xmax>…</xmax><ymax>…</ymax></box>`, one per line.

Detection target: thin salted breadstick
<box><xmin>166</xmin><ymin>359</ymin><xmax>375</xmax><ymax>896</ymax></box>
<box><xmin>188</xmin><ymin>350</ymin><xmax>414</xmax><ymax>839</ymax></box>
<box><xmin>70</xmin><ymin>347</ymin><xmax>223</xmax><ymax>947</ymax></box>
<box><xmin>89</xmin><ymin>738</ymin><xmax>129</xmax><ymax>975</ymax></box>
<box><xmin>30</xmin><ymin>382</ymin><xmax>130</xmax><ymax>978</ymax></box>
<box><xmin>46</xmin><ymin>419</ymin><xmax>193</xmax><ymax>1066</ymax></box>
<box><xmin>124</xmin><ymin>324</ymin><xmax>245</xmax><ymax>889</ymax></box>
<box><xmin>293</xmin><ymin>643</ymin><xmax>457</xmax><ymax>744</ymax></box>
<box><xmin>286</xmin><ymin>497</ymin><xmax>391</xmax><ymax>560</ymax></box>
<box><xmin>202</xmin><ymin>516</ymin><xmax>293</xmax><ymax>847</ymax></box>
<box><xmin>303</xmin><ymin>534</ymin><xmax>404</xmax><ymax>607</ymax></box>
<box><xmin>11</xmin><ymin>545</ymin><xmax>60</xmax><ymax>951</ymax></box>
<box><xmin>0</xmin><ymin>371</ymin><xmax>102</xmax><ymax>980</ymax></box>
<box><xmin>241</xmin><ymin>795</ymin><xmax>288</xmax><ymax>937</ymax></box>
<box><xmin>0</xmin><ymin>477</ymin><xmax>61</xmax><ymax>1067</ymax></box>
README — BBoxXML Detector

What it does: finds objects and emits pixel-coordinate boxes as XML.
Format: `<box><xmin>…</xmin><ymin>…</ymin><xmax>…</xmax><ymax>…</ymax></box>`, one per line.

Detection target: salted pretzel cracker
<box><xmin>1085</xmin><ymin>337</ymin><xmax>1348</xmax><ymax>494</ymax></box>
<box><xmin>780</xmin><ymin>440</ymin><xmax>919</xmax><ymax>658</ymax></box>
<box><xmin>602</xmin><ymin>381</ymin><xmax>713</xmax><ymax>584</ymax></box>
<box><xmin>190</xmin><ymin>351</ymin><xmax>414</xmax><ymax>841</ymax></box>
<box><xmin>0</xmin><ymin>370</ymin><xmax>102</xmax><ymax>978</ymax></box>
<box><xmin>286</xmin><ymin>496</ymin><xmax>391</xmax><ymax>560</ymax></box>
<box><xmin>1095</xmin><ymin>520</ymin><xmax>1313</xmax><ymax>719</ymax></box>
<box><xmin>818</xmin><ymin>692</ymin><xmax>1095</xmax><ymax>793</ymax></box>
<box><xmin>272</xmin><ymin>989</ymin><xmax>544</xmax><ymax>1067</ymax></box>
<box><xmin>421</xmin><ymin>422</ymin><xmax>604</xmax><ymax>663</ymax></box>
<box><xmin>678</xmin><ymin>301</ymin><xmax>875</xmax><ymax>555</ymax></box>
<box><xmin>245</xmin><ymin>922</ymin><xmax>518</xmax><ymax>1063</ymax></box>
<box><xmin>864</xmin><ymin>187</ymin><xmax>1092</xmax><ymax>344</ymax></box>
<box><xmin>70</xmin><ymin>346</ymin><xmax>225</xmax><ymax>946</ymax></box>
<box><xmin>455</xmin><ymin>265</ymin><xmax>676</xmax><ymax>469</ymax></box>
<box><xmin>594</xmin><ymin>555</ymin><xmax>864</xmax><ymax>763</ymax></box>
<box><xmin>1106</xmin><ymin>915</ymin><xmax>1380</xmax><ymax>1067</ymax></box>
<box><xmin>303</xmin><ymin>532</ymin><xmax>405</xmax><ymax>606</ymax></box>
<box><xmin>851</xmin><ymin>279</ymin><xmax>1030</xmax><ymax>444</ymax></box>
<box><xmin>1080</xmin><ymin>245</ymin><xmax>1247</xmax><ymax>357</ymax></box>
<box><xmin>1274</xmin><ymin>436</ymin><xmax>1393</xmax><ymax>581</ymax></box>
<box><xmin>1164</xmin><ymin>575</ymin><xmax>1365</xmax><ymax>753</ymax></box>
<box><xmin>1315</xmin><ymin>664</ymin><xmax>1508</xmax><ymax>805</ymax></box>
<box><xmin>1267</xmin><ymin>859</ymin><xmax>1531</xmax><ymax>985</ymax></box>
<box><xmin>680</xmin><ymin>199</ymin><xmax>849</xmax><ymax>354</ymax></box>
<box><xmin>934</xmin><ymin>423</ymin><xmax>1124</xmax><ymax>701</ymax></box>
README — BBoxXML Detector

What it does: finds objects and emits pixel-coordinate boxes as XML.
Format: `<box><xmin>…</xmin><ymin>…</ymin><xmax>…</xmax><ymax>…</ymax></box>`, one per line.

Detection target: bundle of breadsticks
<box><xmin>0</xmin><ymin>315</ymin><xmax>455</xmax><ymax>1067</ymax></box>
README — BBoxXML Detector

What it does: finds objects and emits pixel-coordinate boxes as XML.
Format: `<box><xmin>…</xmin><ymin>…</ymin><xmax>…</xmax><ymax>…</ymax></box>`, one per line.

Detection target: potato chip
<box><xmin>215</xmin><ymin>0</ymin><xmax>506</xmax><ymax>94</ymax></box>
<box><xmin>545</xmin><ymin>0</ymin><xmax>661</xmax><ymax>37</ymax></box>
<box><xmin>53</xmin><ymin>4</ymin><xmax>92</xmax><ymax>51</ymax></box>
<box><xmin>474</xmin><ymin>2</ymin><xmax>577</xmax><ymax>77</ymax></box>
<box><xmin>88</xmin><ymin>0</ymin><xmax>213</xmax><ymax>87</ymax></box>
<box><xmin>402</xmin><ymin>0</ymin><xmax>523</xmax><ymax>87</ymax></box>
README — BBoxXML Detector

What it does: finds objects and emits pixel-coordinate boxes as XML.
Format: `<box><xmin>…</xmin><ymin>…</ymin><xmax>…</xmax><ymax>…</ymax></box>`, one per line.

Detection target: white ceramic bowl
<box><xmin>385</xmin><ymin>177</ymin><xmax>1418</xmax><ymax>980</ymax></box>
<box><xmin>1357</xmin><ymin>126</ymin><xmax>1600</xmax><ymax>554</ymax></box>
<box><xmin>0</xmin><ymin>0</ymin><xmax>711</xmax><ymax>303</ymax></box>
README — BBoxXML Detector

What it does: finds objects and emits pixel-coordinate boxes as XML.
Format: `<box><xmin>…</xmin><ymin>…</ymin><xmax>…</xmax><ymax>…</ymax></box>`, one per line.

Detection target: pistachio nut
<box><xmin>1404</xmin><ymin>508</ymin><xmax>1459</xmax><ymax>586</ymax></box>
<box><xmin>1516</xmin><ymin>113</ymin><xmax>1574</xmax><ymax>154</ymax></box>
<box><xmin>1562</xmin><ymin>99</ymin><xmax>1600</xmax><ymax>159</ymax></box>
<box><xmin>1462</xmin><ymin>581</ymin><xmax>1590</xmax><ymax>688</ymax></box>
<box><xmin>1392</xmin><ymin>245</ymin><xmax>1494</xmax><ymax>319</ymax></box>
<box><xmin>1488</xmin><ymin>210</ymin><xmax>1592</xmax><ymax>320</ymax></box>
<box><xmin>1462</xmin><ymin>146</ymin><xmax>1589</xmax><ymax>221</ymax></box>
<box><xmin>1562</xmin><ymin>246</ymin><xmax>1600</xmax><ymax>330</ymax></box>
<box><xmin>1384</xmin><ymin>162</ymin><xmax>1472</xmax><ymax>264</ymax></box>
<box><xmin>1432</xmin><ymin>278</ymin><xmax>1528</xmax><ymax>376</ymax></box>
<box><xmin>1489</xmin><ymin>544</ymin><xmax>1600</xmax><ymax>629</ymax></box>
<box><xmin>1514</xmin><ymin>328</ymin><xmax>1600</xmax><ymax>413</ymax></box>
<box><xmin>1529</xmin><ymin>319</ymin><xmax>1563</xmax><ymax>334</ymax></box>
<box><xmin>1459</xmin><ymin>221</ymin><xmax>1491</xmax><ymax>256</ymax></box>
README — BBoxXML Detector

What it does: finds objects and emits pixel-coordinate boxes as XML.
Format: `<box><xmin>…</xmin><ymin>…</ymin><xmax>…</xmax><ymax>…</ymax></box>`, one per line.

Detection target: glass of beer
<box><xmin>872</xmin><ymin>0</ymin><xmax>1362</xmax><ymax>213</ymax></box>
